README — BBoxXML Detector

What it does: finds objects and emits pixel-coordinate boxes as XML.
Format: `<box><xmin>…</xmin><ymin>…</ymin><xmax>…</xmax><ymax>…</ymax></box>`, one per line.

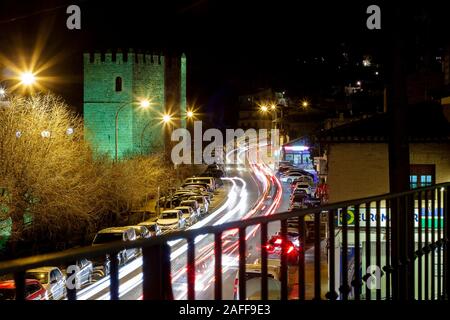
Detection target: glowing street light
<box><xmin>20</xmin><ymin>72</ymin><xmax>36</xmax><ymax>86</ymax></box>
<box><xmin>302</xmin><ymin>100</ymin><xmax>309</xmax><ymax>108</ymax></box>
<box><xmin>187</xmin><ymin>110</ymin><xmax>194</xmax><ymax>118</ymax></box>
<box><xmin>270</xmin><ymin>104</ymin><xmax>277</xmax><ymax>111</ymax></box>
<box><xmin>163</xmin><ymin>114</ymin><xmax>172</xmax><ymax>124</ymax></box>
<box><xmin>260</xmin><ymin>105</ymin><xmax>268</xmax><ymax>113</ymax></box>
<box><xmin>0</xmin><ymin>87</ymin><xmax>6</xmax><ymax>98</ymax></box>
<box><xmin>140</xmin><ymin>99</ymin><xmax>150</xmax><ymax>108</ymax></box>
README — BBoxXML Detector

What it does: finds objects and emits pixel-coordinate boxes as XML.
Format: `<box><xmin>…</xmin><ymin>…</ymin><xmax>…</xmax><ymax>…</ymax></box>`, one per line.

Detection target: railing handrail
<box><xmin>0</xmin><ymin>182</ymin><xmax>448</xmax><ymax>276</ymax></box>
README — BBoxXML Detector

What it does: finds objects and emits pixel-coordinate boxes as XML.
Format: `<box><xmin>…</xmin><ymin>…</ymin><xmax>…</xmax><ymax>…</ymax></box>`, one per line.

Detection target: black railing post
<box><xmin>418</xmin><ymin>191</ymin><xmax>423</xmax><ymax>300</ymax></box>
<box><xmin>354</xmin><ymin>205</ymin><xmax>361</xmax><ymax>301</ymax></box>
<box><xmin>313</xmin><ymin>212</ymin><xmax>321</xmax><ymax>300</ymax></box>
<box><xmin>142</xmin><ymin>243</ymin><xmax>173</xmax><ymax>300</ymax></box>
<box><xmin>14</xmin><ymin>271</ymin><xmax>25</xmax><ymax>301</ymax></box>
<box><xmin>187</xmin><ymin>237</ymin><xmax>196</xmax><ymax>300</ymax></box>
<box><xmin>66</xmin><ymin>260</ymin><xmax>78</xmax><ymax>301</ymax></box>
<box><xmin>326</xmin><ymin>210</ymin><xmax>337</xmax><ymax>300</ymax></box>
<box><xmin>214</xmin><ymin>233</ymin><xmax>223</xmax><ymax>300</ymax></box>
<box><xmin>298</xmin><ymin>215</ymin><xmax>306</xmax><ymax>300</ymax></box>
<box><xmin>280</xmin><ymin>219</ymin><xmax>289</xmax><ymax>300</ymax></box>
<box><xmin>365</xmin><ymin>202</ymin><xmax>371</xmax><ymax>300</ymax></box>
<box><xmin>406</xmin><ymin>194</ymin><xmax>415</xmax><ymax>300</ymax></box>
<box><xmin>109</xmin><ymin>252</ymin><xmax>120</xmax><ymax>300</ymax></box>
<box><xmin>445</xmin><ymin>187</ymin><xmax>450</xmax><ymax>298</ymax></box>
<box><xmin>376</xmin><ymin>201</ymin><xmax>382</xmax><ymax>300</ymax></box>
<box><xmin>341</xmin><ymin>207</ymin><xmax>349</xmax><ymax>300</ymax></box>
<box><xmin>260</xmin><ymin>223</ymin><xmax>268</xmax><ymax>300</ymax></box>
<box><xmin>238</xmin><ymin>227</ymin><xmax>246</xmax><ymax>301</ymax></box>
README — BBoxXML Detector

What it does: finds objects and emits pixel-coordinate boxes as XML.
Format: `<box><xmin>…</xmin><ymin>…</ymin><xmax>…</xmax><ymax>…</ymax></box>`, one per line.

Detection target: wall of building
<box><xmin>83</xmin><ymin>52</ymin><xmax>135</xmax><ymax>158</ymax></box>
<box><xmin>327</xmin><ymin>143</ymin><xmax>390</xmax><ymax>203</ymax></box>
<box><xmin>410</xmin><ymin>143</ymin><xmax>450</xmax><ymax>184</ymax></box>
<box><xmin>327</xmin><ymin>142</ymin><xmax>450</xmax><ymax>203</ymax></box>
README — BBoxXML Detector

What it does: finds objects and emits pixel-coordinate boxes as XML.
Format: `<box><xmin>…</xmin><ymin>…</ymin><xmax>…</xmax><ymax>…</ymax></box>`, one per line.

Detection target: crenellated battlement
<box><xmin>83</xmin><ymin>49</ymin><xmax>163</xmax><ymax>65</ymax></box>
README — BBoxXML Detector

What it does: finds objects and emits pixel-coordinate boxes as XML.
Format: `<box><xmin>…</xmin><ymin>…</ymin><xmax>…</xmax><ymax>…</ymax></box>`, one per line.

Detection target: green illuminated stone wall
<box><xmin>84</xmin><ymin>51</ymin><xmax>186</xmax><ymax>159</ymax></box>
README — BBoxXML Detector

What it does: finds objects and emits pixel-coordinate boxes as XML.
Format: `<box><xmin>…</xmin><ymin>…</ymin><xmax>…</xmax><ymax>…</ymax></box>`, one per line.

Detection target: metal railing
<box><xmin>0</xmin><ymin>183</ymin><xmax>449</xmax><ymax>300</ymax></box>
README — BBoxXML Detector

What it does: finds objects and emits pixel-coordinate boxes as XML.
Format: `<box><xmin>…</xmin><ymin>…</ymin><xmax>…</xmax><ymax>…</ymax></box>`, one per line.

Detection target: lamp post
<box><xmin>115</xmin><ymin>99</ymin><xmax>150</xmax><ymax>161</ymax></box>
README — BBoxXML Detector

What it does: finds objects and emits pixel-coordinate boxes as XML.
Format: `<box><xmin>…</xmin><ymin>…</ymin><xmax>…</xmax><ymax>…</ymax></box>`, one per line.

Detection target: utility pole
<box><xmin>385</xmin><ymin>4</ymin><xmax>411</xmax><ymax>300</ymax></box>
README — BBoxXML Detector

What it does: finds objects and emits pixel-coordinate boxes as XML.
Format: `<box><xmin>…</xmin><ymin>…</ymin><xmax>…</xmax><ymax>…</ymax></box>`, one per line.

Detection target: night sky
<box><xmin>0</xmin><ymin>0</ymin><xmax>449</xmax><ymax>127</ymax></box>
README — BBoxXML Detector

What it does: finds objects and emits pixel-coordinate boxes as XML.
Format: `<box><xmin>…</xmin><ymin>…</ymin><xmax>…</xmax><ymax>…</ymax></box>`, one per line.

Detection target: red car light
<box><xmin>274</xmin><ymin>238</ymin><xmax>282</xmax><ymax>245</ymax></box>
<box><xmin>287</xmin><ymin>245</ymin><xmax>295</xmax><ymax>254</ymax></box>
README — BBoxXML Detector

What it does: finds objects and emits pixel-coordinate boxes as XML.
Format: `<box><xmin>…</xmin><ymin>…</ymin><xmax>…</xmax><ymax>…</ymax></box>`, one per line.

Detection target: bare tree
<box><xmin>0</xmin><ymin>94</ymin><xmax>106</xmax><ymax>256</ymax></box>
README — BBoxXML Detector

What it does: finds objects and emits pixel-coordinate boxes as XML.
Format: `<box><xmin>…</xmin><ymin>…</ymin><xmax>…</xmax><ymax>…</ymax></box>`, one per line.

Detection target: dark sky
<box><xmin>0</xmin><ymin>1</ymin><xmax>449</xmax><ymax>126</ymax></box>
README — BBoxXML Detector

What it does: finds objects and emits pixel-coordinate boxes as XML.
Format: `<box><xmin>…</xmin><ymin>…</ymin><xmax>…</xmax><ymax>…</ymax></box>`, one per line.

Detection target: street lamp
<box><xmin>260</xmin><ymin>105</ymin><xmax>268</xmax><ymax>113</ymax></box>
<box><xmin>115</xmin><ymin>99</ymin><xmax>151</xmax><ymax>161</ymax></box>
<box><xmin>302</xmin><ymin>100</ymin><xmax>309</xmax><ymax>108</ymax></box>
<box><xmin>187</xmin><ymin>110</ymin><xmax>194</xmax><ymax>119</ymax></box>
<box><xmin>163</xmin><ymin>114</ymin><xmax>172</xmax><ymax>124</ymax></box>
<box><xmin>20</xmin><ymin>72</ymin><xmax>36</xmax><ymax>86</ymax></box>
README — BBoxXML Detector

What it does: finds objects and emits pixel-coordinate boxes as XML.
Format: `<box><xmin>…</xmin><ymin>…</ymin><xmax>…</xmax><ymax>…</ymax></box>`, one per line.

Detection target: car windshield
<box><xmin>93</xmin><ymin>233</ymin><xmax>123</xmax><ymax>244</ymax></box>
<box><xmin>297</xmin><ymin>185</ymin><xmax>309</xmax><ymax>189</ymax></box>
<box><xmin>161</xmin><ymin>212</ymin><xmax>178</xmax><ymax>219</ymax></box>
<box><xmin>292</xmin><ymin>195</ymin><xmax>306</xmax><ymax>201</ymax></box>
<box><xmin>0</xmin><ymin>288</ymin><xmax>15</xmax><ymax>300</ymax></box>
<box><xmin>26</xmin><ymin>272</ymin><xmax>49</xmax><ymax>284</ymax></box>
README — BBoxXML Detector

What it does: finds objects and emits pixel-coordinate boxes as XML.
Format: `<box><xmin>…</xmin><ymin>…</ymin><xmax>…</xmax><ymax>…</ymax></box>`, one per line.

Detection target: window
<box><xmin>115</xmin><ymin>77</ymin><xmax>122</xmax><ymax>92</ymax></box>
<box><xmin>410</xmin><ymin>164</ymin><xmax>435</xmax><ymax>189</ymax></box>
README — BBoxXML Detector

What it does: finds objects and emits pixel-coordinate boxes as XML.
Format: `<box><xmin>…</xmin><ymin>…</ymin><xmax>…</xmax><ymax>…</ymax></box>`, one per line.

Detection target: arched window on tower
<box><xmin>115</xmin><ymin>77</ymin><xmax>122</xmax><ymax>92</ymax></box>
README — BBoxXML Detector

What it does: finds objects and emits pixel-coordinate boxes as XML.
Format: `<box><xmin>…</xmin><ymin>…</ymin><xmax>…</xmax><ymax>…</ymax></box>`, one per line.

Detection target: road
<box><xmin>72</xmin><ymin>139</ymin><xmax>282</xmax><ymax>300</ymax></box>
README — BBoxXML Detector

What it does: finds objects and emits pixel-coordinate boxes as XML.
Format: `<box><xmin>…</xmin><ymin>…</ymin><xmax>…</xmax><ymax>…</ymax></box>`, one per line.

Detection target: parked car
<box><xmin>174</xmin><ymin>206</ymin><xmax>197</xmax><ymax>226</ymax></box>
<box><xmin>157</xmin><ymin>209</ymin><xmax>186</xmax><ymax>232</ymax></box>
<box><xmin>292</xmin><ymin>183</ymin><xmax>312</xmax><ymax>196</ymax></box>
<box><xmin>0</xmin><ymin>279</ymin><xmax>48</xmax><ymax>300</ymax></box>
<box><xmin>92</xmin><ymin>227</ymin><xmax>139</xmax><ymax>265</ymax></box>
<box><xmin>188</xmin><ymin>195</ymin><xmax>209</xmax><ymax>215</ymax></box>
<box><xmin>280</xmin><ymin>173</ymin><xmax>305</xmax><ymax>183</ymax></box>
<box><xmin>138</xmin><ymin>221</ymin><xmax>162</xmax><ymax>237</ymax></box>
<box><xmin>291</xmin><ymin>176</ymin><xmax>314</xmax><ymax>188</ymax></box>
<box><xmin>179</xmin><ymin>199</ymin><xmax>201</xmax><ymax>217</ymax></box>
<box><xmin>233</xmin><ymin>263</ymin><xmax>281</xmax><ymax>300</ymax></box>
<box><xmin>67</xmin><ymin>258</ymin><xmax>94</xmax><ymax>287</ymax></box>
<box><xmin>184</xmin><ymin>177</ymin><xmax>215</xmax><ymax>192</ymax></box>
<box><xmin>26</xmin><ymin>267</ymin><xmax>66</xmax><ymax>300</ymax></box>
<box><xmin>129</xmin><ymin>225</ymin><xmax>151</xmax><ymax>239</ymax></box>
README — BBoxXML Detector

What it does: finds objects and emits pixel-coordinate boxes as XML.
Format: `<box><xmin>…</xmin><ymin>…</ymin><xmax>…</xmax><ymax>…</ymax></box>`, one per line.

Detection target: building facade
<box><xmin>318</xmin><ymin>104</ymin><xmax>450</xmax><ymax>203</ymax></box>
<box><xmin>83</xmin><ymin>50</ymin><xmax>186</xmax><ymax>159</ymax></box>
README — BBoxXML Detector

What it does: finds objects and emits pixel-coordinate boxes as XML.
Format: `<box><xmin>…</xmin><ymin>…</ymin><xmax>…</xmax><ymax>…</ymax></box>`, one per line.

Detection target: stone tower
<box><xmin>83</xmin><ymin>49</ymin><xmax>186</xmax><ymax>159</ymax></box>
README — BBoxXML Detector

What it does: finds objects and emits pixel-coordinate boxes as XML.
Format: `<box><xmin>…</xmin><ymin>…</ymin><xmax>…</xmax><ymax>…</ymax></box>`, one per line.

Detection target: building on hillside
<box><xmin>317</xmin><ymin>103</ymin><xmax>450</xmax><ymax>203</ymax></box>
<box><xmin>83</xmin><ymin>49</ymin><xmax>187</xmax><ymax>159</ymax></box>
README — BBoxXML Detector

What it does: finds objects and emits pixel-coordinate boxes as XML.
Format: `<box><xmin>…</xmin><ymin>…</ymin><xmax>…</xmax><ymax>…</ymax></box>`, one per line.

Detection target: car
<box><xmin>138</xmin><ymin>221</ymin><xmax>162</xmax><ymax>237</ymax></box>
<box><xmin>180</xmin><ymin>185</ymin><xmax>212</xmax><ymax>202</ymax></box>
<box><xmin>179</xmin><ymin>199</ymin><xmax>201</xmax><ymax>217</ymax></box>
<box><xmin>0</xmin><ymin>279</ymin><xmax>48</xmax><ymax>300</ymax></box>
<box><xmin>291</xmin><ymin>176</ymin><xmax>314</xmax><ymax>188</ymax></box>
<box><xmin>92</xmin><ymin>227</ymin><xmax>139</xmax><ymax>265</ymax></box>
<box><xmin>157</xmin><ymin>209</ymin><xmax>186</xmax><ymax>232</ymax></box>
<box><xmin>182</xmin><ymin>182</ymin><xmax>214</xmax><ymax>195</ymax></box>
<box><xmin>26</xmin><ymin>267</ymin><xmax>66</xmax><ymax>300</ymax></box>
<box><xmin>280</xmin><ymin>173</ymin><xmax>305</xmax><ymax>183</ymax></box>
<box><xmin>233</xmin><ymin>263</ymin><xmax>281</xmax><ymax>300</ymax></box>
<box><xmin>184</xmin><ymin>177</ymin><xmax>215</xmax><ymax>192</ymax></box>
<box><xmin>290</xmin><ymin>192</ymin><xmax>308</xmax><ymax>206</ymax></box>
<box><xmin>264</xmin><ymin>234</ymin><xmax>300</xmax><ymax>265</ymax></box>
<box><xmin>292</xmin><ymin>183</ymin><xmax>312</xmax><ymax>196</ymax></box>
<box><xmin>66</xmin><ymin>258</ymin><xmax>94</xmax><ymax>287</ymax></box>
<box><xmin>188</xmin><ymin>195</ymin><xmax>209</xmax><ymax>215</ymax></box>
<box><xmin>174</xmin><ymin>206</ymin><xmax>197</xmax><ymax>226</ymax></box>
<box><xmin>129</xmin><ymin>225</ymin><xmax>151</xmax><ymax>239</ymax></box>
